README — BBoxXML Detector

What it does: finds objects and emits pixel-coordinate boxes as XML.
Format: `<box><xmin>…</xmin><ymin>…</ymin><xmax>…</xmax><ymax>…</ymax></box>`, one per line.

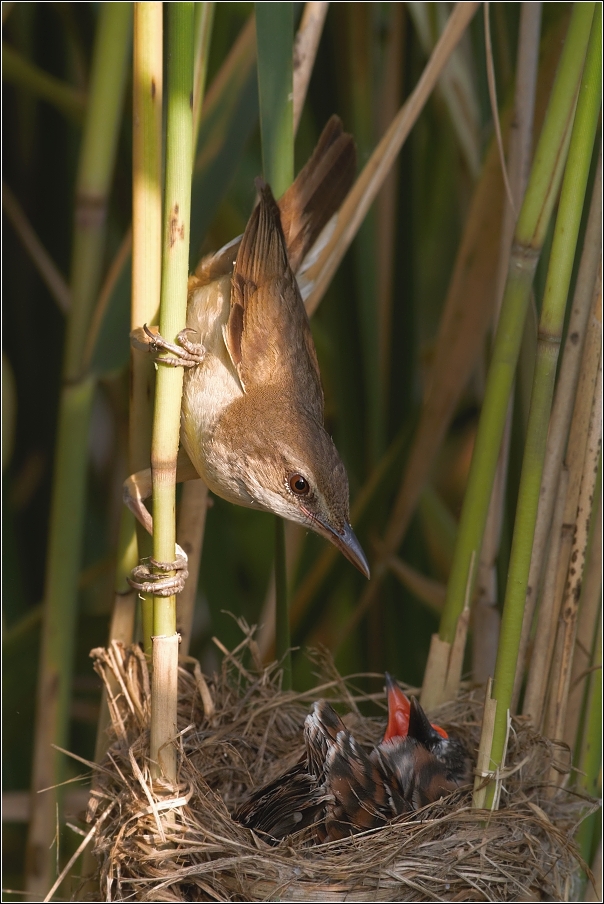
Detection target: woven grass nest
<box><xmin>83</xmin><ymin>627</ymin><xmax>595</xmax><ymax>902</ymax></box>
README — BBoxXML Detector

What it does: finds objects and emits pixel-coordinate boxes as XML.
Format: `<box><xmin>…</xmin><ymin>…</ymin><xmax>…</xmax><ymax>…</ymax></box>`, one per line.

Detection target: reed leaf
<box><xmin>292</xmin><ymin>1</ymin><xmax>329</xmax><ymax>133</ymax></box>
<box><xmin>2</xmin><ymin>42</ymin><xmax>86</xmax><ymax>123</ymax></box>
<box><xmin>192</xmin><ymin>2</ymin><xmax>216</xmax><ymax>149</ymax></box>
<box><xmin>190</xmin><ymin>13</ymin><xmax>257</xmax><ymax>260</ymax></box>
<box><xmin>255</xmin><ymin>2</ymin><xmax>294</xmax><ymax>198</ymax></box>
<box><xmin>406</xmin><ymin>2</ymin><xmax>481</xmax><ymax>179</ymax></box>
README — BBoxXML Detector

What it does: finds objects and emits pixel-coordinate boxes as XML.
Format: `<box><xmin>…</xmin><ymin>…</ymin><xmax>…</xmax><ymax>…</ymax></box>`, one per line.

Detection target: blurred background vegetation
<box><xmin>2</xmin><ymin>1</ymin><xmax>600</xmax><ymax>897</ymax></box>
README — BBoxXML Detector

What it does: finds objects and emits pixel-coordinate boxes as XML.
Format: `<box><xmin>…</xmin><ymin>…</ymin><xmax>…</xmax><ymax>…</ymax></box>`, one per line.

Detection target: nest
<box><xmin>81</xmin><ymin>628</ymin><xmax>596</xmax><ymax>902</ymax></box>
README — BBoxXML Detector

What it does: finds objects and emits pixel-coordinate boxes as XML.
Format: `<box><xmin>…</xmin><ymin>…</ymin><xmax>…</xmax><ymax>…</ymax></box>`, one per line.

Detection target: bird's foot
<box><xmin>131</xmin><ymin>324</ymin><xmax>205</xmax><ymax>367</ymax></box>
<box><xmin>128</xmin><ymin>549</ymin><xmax>189</xmax><ymax>596</ymax></box>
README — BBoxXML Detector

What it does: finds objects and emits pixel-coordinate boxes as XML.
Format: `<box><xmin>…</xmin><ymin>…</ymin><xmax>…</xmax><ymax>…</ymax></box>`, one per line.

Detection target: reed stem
<box><xmin>472</xmin><ymin>1</ymin><xmax>542</xmax><ymax>687</ymax></box>
<box><xmin>478</xmin><ymin>4</ymin><xmax>600</xmax><ymax>810</ymax></box>
<box><xmin>172</xmin><ymin>4</ymin><xmax>215</xmax><ymax>656</ymax></box>
<box><xmin>574</xmin><ymin>612</ymin><xmax>602</xmax><ymax>870</ymax></box>
<box><xmin>513</xmin><ymin>150</ymin><xmax>602</xmax><ymax>711</ymax></box>
<box><xmin>564</xmin><ymin>489</ymin><xmax>602</xmax><ymax>752</ymax></box>
<box><xmin>439</xmin><ymin>3</ymin><xmax>595</xmax><ymax>657</ymax></box>
<box><xmin>149</xmin><ymin>2</ymin><xmax>195</xmax><ymax>782</ymax></box>
<box><xmin>524</xmin><ymin>273</ymin><xmax>602</xmax><ymax>727</ymax></box>
<box><xmin>132</xmin><ymin>2</ymin><xmax>164</xmax><ymax>655</ymax></box>
<box><xmin>544</xmin><ymin>354</ymin><xmax>601</xmax><ymax>755</ymax></box>
<box><xmin>25</xmin><ymin>5</ymin><xmax>131</xmax><ymax>894</ymax></box>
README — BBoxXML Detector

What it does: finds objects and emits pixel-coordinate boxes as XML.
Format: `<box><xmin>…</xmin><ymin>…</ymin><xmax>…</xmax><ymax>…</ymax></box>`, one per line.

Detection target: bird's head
<box><xmin>408</xmin><ymin>696</ymin><xmax>471</xmax><ymax>783</ymax></box>
<box><xmin>214</xmin><ymin>389</ymin><xmax>369</xmax><ymax>578</ymax></box>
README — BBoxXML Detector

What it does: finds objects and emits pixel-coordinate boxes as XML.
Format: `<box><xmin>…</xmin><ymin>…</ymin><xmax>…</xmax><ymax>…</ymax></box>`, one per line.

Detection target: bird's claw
<box><xmin>139</xmin><ymin>324</ymin><xmax>205</xmax><ymax>367</ymax></box>
<box><xmin>128</xmin><ymin>552</ymin><xmax>189</xmax><ymax>596</ymax></box>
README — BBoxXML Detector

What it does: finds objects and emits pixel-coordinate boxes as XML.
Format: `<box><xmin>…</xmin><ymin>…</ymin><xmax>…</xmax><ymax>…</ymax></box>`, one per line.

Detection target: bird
<box><xmin>234</xmin><ymin>677</ymin><xmax>470</xmax><ymax>843</ymax></box>
<box><xmin>125</xmin><ymin>116</ymin><xmax>370</xmax><ymax>585</ymax></box>
<box><xmin>378</xmin><ymin>674</ymin><xmax>472</xmax><ymax>805</ymax></box>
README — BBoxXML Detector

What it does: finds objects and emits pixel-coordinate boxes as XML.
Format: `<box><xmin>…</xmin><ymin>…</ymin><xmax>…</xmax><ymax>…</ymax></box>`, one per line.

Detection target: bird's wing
<box><xmin>224</xmin><ymin>182</ymin><xmax>324</xmax><ymax>419</ymax></box>
<box><xmin>304</xmin><ymin>700</ymin><xmax>349</xmax><ymax>781</ymax></box>
<box><xmin>233</xmin><ymin>761</ymin><xmax>327</xmax><ymax>842</ymax></box>
<box><xmin>321</xmin><ymin>731</ymin><xmax>404</xmax><ymax>841</ymax></box>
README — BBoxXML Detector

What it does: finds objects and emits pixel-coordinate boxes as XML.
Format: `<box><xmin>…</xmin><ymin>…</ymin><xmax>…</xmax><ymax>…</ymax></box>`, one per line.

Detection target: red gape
<box><xmin>383</xmin><ymin>672</ymin><xmax>448</xmax><ymax>741</ymax></box>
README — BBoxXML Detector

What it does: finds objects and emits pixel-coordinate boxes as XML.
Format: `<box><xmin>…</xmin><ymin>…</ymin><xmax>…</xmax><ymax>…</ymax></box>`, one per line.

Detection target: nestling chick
<box><xmin>234</xmin><ymin>682</ymin><xmax>471</xmax><ymax>843</ymax></box>
<box><xmin>126</xmin><ymin>117</ymin><xmax>369</xmax><ymax>579</ymax></box>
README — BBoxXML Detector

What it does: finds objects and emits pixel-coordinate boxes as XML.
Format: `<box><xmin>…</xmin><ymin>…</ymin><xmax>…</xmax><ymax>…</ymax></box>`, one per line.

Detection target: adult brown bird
<box><xmin>234</xmin><ymin>682</ymin><xmax>470</xmax><ymax>843</ymax></box>
<box><xmin>125</xmin><ymin>117</ymin><xmax>369</xmax><ymax>585</ymax></box>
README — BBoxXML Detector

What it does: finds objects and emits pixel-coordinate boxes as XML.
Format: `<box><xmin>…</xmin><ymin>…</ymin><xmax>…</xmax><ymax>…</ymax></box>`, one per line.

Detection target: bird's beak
<box><xmin>409</xmin><ymin>695</ymin><xmax>448</xmax><ymax>742</ymax></box>
<box><xmin>384</xmin><ymin>672</ymin><xmax>410</xmax><ymax>741</ymax></box>
<box><xmin>313</xmin><ymin>517</ymin><xmax>370</xmax><ymax>578</ymax></box>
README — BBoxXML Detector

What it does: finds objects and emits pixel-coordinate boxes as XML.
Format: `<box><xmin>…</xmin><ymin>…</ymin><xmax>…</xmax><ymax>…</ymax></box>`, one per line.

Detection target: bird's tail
<box><xmin>279</xmin><ymin>115</ymin><xmax>356</xmax><ymax>273</ymax></box>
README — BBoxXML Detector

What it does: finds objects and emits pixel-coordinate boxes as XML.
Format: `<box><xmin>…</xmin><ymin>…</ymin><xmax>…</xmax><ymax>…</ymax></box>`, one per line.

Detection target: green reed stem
<box><xmin>132</xmin><ymin>2</ymin><xmax>164</xmax><ymax>655</ymax></box>
<box><xmin>575</xmin><ymin>617</ymin><xmax>602</xmax><ymax>872</ymax></box>
<box><xmin>149</xmin><ymin>2</ymin><xmax>194</xmax><ymax>781</ymax></box>
<box><xmin>152</xmin><ymin>2</ymin><xmax>195</xmax><ymax>636</ymax></box>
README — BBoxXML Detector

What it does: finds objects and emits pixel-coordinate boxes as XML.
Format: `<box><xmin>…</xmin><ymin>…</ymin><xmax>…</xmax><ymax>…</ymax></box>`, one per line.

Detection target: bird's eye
<box><xmin>288</xmin><ymin>472</ymin><xmax>310</xmax><ymax>496</ymax></box>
